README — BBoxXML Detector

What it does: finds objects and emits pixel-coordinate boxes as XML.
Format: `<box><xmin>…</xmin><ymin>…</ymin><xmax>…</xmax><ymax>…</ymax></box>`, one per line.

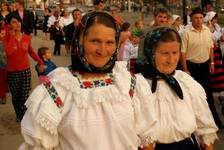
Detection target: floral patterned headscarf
<box><xmin>137</xmin><ymin>26</ymin><xmax>183</xmax><ymax>99</ymax></box>
<box><xmin>71</xmin><ymin>11</ymin><xmax>119</xmax><ymax>73</ymax></box>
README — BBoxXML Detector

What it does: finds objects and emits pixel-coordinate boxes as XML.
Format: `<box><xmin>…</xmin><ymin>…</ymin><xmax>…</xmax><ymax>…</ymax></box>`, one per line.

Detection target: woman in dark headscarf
<box><xmin>137</xmin><ymin>26</ymin><xmax>218</xmax><ymax>150</ymax></box>
<box><xmin>19</xmin><ymin>11</ymin><xmax>157</xmax><ymax>150</ymax></box>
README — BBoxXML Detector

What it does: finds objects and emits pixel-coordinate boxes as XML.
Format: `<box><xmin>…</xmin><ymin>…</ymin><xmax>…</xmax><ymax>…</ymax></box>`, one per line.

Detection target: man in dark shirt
<box><xmin>64</xmin><ymin>9</ymin><xmax>82</xmax><ymax>56</ymax></box>
<box><xmin>7</xmin><ymin>0</ymin><xmax>33</xmax><ymax>35</ymax></box>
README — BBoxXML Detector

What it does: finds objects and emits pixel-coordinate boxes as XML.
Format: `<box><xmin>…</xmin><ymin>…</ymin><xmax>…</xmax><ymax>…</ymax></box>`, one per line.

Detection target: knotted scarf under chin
<box><xmin>150</xmin><ymin>68</ymin><xmax>184</xmax><ymax>100</ymax></box>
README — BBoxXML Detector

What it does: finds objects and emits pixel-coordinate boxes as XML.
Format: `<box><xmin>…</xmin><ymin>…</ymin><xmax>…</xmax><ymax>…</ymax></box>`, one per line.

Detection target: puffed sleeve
<box><xmin>19</xmin><ymin>84</ymin><xmax>62</xmax><ymax>150</ymax></box>
<box><xmin>188</xmin><ymin>76</ymin><xmax>218</xmax><ymax>145</ymax></box>
<box><xmin>132</xmin><ymin>74</ymin><xmax>157</xmax><ymax>147</ymax></box>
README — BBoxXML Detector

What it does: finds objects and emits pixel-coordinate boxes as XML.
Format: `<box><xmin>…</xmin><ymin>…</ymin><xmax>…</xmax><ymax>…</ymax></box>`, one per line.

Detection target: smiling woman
<box><xmin>19</xmin><ymin>11</ymin><xmax>157</xmax><ymax>150</ymax></box>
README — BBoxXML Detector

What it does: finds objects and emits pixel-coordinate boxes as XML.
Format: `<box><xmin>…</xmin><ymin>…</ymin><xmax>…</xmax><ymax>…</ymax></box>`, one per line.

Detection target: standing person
<box><xmin>117</xmin><ymin>22</ymin><xmax>131</xmax><ymax>60</ymax></box>
<box><xmin>123</xmin><ymin>30</ymin><xmax>142</xmax><ymax>61</ymax></box>
<box><xmin>42</xmin><ymin>7</ymin><xmax>51</xmax><ymax>40</ymax></box>
<box><xmin>137</xmin><ymin>26</ymin><xmax>218</xmax><ymax>150</ymax></box>
<box><xmin>47</xmin><ymin>10</ymin><xmax>60</xmax><ymax>40</ymax></box>
<box><xmin>8</xmin><ymin>1</ymin><xmax>17</xmax><ymax>13</ymax></box>
<box><xmin>59</xmin><ymin>9</ymin><xmax>73</xmax><ymax>55</ymax></box>
<box><xmin>2</xmin><ymin>15</ymin><xmax>44</xmax><ymax>122</ymax></box>
<box><xmin>0</xmin><ymin>2</ymin><xmax>9</xmax><ymax>22</ymax></box>
<box><xmin>59</xmin><ymin>10</ymin><xmax>73</xmax><ymax>28</ymax></box>
<box><xmin>0</xmin><ymin>26</ymin><xmax>7</xmax><ymax>104</ymax></box>
<box><xmin>36</xmin><ymin>47</ymin><xmax>57</xmax><ymax>83</ymax></box>
<box><xmin>205</xmin><ymin>11</ymin><xmax>224</xmax><ymax>116</ymax></box>
<box><xmin>171</xmin><ymin>15</ymin><xmax>185</xmax><ymax>34</ymax></box>
<box><xmin>110</xmin><ymin>6</ymin><xmax>124</xmax><ymax>26</ymax></box>
<box><xmin>65</xmin><ymin>8</ymin><xmax>82</xmax><ymax>56</ymax></box>
<box><xmin>19</xmin><ymin>11</ymin><xmax>157</xmax><ymax>150</ymax></box>
<box><xmin>51</xmin><ymin>21</ymin><xmax>64</xmax><ymax>56</ymax></box>
<box><xmin>8</xmin><ymin>0</ymin><xmax>34</xmax><ymax>35</ymax></box>
<box><xmin>180</xmin><ymin>7</ymin><xmax>224</xmax><ymax>129</ymax></box>
<box><xmin>31</xmin><ymin>6</ymin><xmax>38</xmax><ymax>36</ymax></box>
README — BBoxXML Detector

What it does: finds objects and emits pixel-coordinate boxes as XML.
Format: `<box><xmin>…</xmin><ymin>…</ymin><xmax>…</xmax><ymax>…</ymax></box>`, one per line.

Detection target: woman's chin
<box><xmin>92</xmin><ymin>63</ymin><xmax>107</xmax><ymax>68</ymax></box>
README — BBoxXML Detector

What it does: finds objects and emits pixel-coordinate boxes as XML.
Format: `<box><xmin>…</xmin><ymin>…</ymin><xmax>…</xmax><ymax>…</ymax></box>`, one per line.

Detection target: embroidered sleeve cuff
<box><xmin>139</xmin><ymin>135</ymin><xmax>156</xmax><ymax>148</ymax></box>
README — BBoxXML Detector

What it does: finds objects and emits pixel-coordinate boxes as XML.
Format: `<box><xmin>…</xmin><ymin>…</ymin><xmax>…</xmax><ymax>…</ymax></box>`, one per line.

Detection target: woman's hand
<box><xmin>202</xmin><ymin>144</ymin><xmax>214</xmax><ymax>150</ymax></box>
<box><xmin>38</xmin><ymin>64</ymin><xmax>46</xmax><ymax>73</ymax></box>
<box><xmin>141</xmin><ymin>144</ymin><xmax>154</xmax><ymax>150</ymax></box>
<box><xmin>210</xmin><ymin>63</ymin><xmax>215</xmax><ymax>74</ymax></box>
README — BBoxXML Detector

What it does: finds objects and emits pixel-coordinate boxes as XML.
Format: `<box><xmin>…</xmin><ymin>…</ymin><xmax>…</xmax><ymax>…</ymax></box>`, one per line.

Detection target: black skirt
<box><xmin>155</xmin><ymin>137</ymin><xmax>200</xmax><ymax>150</ymax></box>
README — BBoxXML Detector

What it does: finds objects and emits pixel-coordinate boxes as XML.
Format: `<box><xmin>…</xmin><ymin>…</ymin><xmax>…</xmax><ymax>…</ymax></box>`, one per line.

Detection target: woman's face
<box><xmin>83</xmin><ymin>24</ymin><xmax>116</xmax><ymax>68</ymax></box>
<box><xmin>1</xmin><ymin>3</ymin><xmax>8</xmax><ymax>11</ymax></box>
<box><xmin>154</xmin><ymin>41</ymin><xmax>180</xmax><ymax>74</ymax></box>
<box><xmin>10</xmin><ymin>18</ymin><xmax>21</xmax><ymax>31</ymax></box>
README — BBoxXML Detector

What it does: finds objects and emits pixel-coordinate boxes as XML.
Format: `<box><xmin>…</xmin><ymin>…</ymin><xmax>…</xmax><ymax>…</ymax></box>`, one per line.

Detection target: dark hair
<box><xmin>153</xmin><ymin>7</ymin><xmax>169</xmax><ymax>17</ymax></box>
<box><xmin>78</xmin><ymin>11</ymin><xmax>119</xmax><ymax>40</ymax></box>
<box><xmin>120</xmin><ymin>22</ymin><xmax>130</xmax><ymax>32</ymax></box>
<box><xmin>37</xmin><ymin>47</ymin><xmax>49</xmax><ymax>61</ymax></box>
<box><xmin>93</xmin><ymin>0</ymin><xmax>104</xmax><ymax>5</ymax></box>
<box><xmin>72</xmin><ymin>8</ymin><xmax>81</xmax><ymax>14</ymax></box>
<box><xmin>60</xmin><ymin>10</ymin><xmax>65</xmax><ymax>17</ymax></box>
<box><xmin>7</xmin><ymin>13</ymin><xmax>22</xmax><ymax>24</ymax></box>
<box><xmin>15</xmin><ymin>0</ymin><xmax>24</xmax><ymax>6</ymax></box>
<box><xmin>81</xmin><ymin>12</ymin><xmax>119</xmax><ymax>42</ymax></box>
<box><xmin>190</xmin><ymin>7</ymin><xmax>205</xmax><ymax>17</ymax></box>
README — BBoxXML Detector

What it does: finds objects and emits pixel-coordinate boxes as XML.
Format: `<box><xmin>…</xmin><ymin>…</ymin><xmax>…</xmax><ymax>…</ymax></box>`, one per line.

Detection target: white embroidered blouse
<box><xmin>147</xmin><ymin>70</ymin><xmax>218</xmax><ymax>145</ymax></box>
<box><xmin>19</xmin><ymin>62</ymin><xmax>157</xmax><ymax>150</ymax></box>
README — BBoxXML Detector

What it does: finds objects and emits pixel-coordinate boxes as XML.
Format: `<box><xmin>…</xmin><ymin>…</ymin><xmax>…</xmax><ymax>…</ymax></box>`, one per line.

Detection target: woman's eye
<box><xmin>107</xmin><ymin>41</ymin><xmax>115</xmax><ymax>45</ymax></box>
<box><xmin>91</xmin><ymin>40</ymin><xmax>99</xmax><ymax>43</ymax></box>
<box><xmin>162</xmin><ymin>52</ymin><xmax>169</xmax><ymax>55</ymax></box>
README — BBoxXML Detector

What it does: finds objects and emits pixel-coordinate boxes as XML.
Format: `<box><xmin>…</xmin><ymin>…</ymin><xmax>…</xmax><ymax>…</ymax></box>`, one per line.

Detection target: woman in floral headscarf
<box><xmin>136</xmin><ymin>26</ymin><xmax>218</xmax><ymax>150</ymax></box>
<box><xmin>19</xmin><ymin>11</ymin><xmax>157</xmax><ymax>150</ymax></box>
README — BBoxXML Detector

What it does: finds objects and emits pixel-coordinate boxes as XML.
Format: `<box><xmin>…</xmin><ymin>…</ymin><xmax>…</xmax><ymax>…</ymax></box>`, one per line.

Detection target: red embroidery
<box><xmin>83</xmin><ymin>81</ymin><xmax>92</xmax><ymax>88</ymax></box>
<box><xmin>129</xmin><ymin>90</ymin><xmax>134</xmax><ymax>97</ymax></box>
<box><xmin>43</xmin><ymin>80</ymin><xmax>51</xmax><ymax>87</ymax></box>
<box><xmin>105</xmin><ymin>78</ymin><xmax>113</xmax><ymax>84</ymax></box>
<box><xmin>55</xmin><ymin>98</ymin><xmax>63</xmax><ymax>107</ymax></box>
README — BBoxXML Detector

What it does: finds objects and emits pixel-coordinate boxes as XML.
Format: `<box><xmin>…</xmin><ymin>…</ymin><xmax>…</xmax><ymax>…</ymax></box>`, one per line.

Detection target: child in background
<box><xmin>36</xmin><ymin>47</ymin><xmax>57</xmax><ymax>83</ymax></box>
<box><xmin>123</xmin><ymin>30</ymin><xmax>142</xmax><ymax>73</ymax></box>
<box><xmin>133</xmin><ymin>19</ymin><xmax>144</xmax><ymax>39</ymax></box>
<box><xmin>123</xmin><ymin>29</ymin><xmax>142</xmax><ymax>61</ymax></box>
<box><xmin>0</xmin><ymin>27</ymin><xmax>7</xmax><ymax>104</ymax></box>
<box><xmin>51</xmin><ymin>21</ymin><xmax>64</xmax><ymax>56</ymax></box>
<box><xmin>118</xmin><ymin>22</ymin><xmax>131</xmax><ymax>61</ymax></box>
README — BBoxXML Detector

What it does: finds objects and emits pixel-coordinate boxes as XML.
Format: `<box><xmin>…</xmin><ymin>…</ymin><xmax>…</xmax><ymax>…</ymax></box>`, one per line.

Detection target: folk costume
<box><xmin>137</xmin><ymin>27</ymin><xmax>218</xmax><ymax>150</ymax></box>
<box><xmin>19</xmin><ymin>11</ymin><xmax>157</xmax><ymax>150</ymax></box>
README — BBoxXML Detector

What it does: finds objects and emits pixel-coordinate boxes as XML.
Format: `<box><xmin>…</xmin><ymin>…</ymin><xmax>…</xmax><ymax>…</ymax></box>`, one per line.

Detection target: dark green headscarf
<box><xmin>137</xmin><ymin>26</ymin><xmax>183</xmax><ymax>99</ymax></box>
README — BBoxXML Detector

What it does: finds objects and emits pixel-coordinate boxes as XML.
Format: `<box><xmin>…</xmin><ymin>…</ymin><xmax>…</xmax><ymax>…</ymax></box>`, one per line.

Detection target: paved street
<box><xmin>0</xmin><ymin>10</ymin><xmax>223</xmax><ymax>149</ymax></box>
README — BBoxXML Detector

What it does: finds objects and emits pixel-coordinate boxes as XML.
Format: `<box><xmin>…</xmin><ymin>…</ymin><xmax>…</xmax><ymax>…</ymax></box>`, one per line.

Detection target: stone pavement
<box><xmin>0</xmin><ymin>10</ymin><xmax>223</xmax><ymax>150</ymax></box>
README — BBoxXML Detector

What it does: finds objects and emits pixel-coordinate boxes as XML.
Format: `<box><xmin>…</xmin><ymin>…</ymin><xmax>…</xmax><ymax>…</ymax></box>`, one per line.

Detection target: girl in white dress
<box><xmin>19</xmin><ymin>11</ymin><xmax>157</xmax><ymax>150</ymax></box>
<box><xmin>136</xmin><ymin>26</ymin><xmax>218</xmax><ymax>150</ymax></box>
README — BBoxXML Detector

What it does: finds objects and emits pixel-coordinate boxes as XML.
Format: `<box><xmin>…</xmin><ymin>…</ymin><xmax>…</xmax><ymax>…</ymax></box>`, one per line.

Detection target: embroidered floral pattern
<box><xmin>69</xmin><ymin>68</ymin><xmax>114</xmax><ymax>89</ymax></box>
<box><xmin>77</xmin><ymin>73</ymin><xmax>114</xmax><ymax>89</ymax></box>
<box><xmin>43</xmin><ymin>80</ymin><xmax>64</xmax><ymax>108</ymax></box>
<box><xmin>129</xmin><ymin>73</ymin><xmax>136</xmax><ymax>98</ymax></box>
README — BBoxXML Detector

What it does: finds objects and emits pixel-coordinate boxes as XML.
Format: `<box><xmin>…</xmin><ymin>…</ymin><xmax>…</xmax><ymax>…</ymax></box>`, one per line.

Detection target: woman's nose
<box><xmin>96</xmin><ymin>44</ymin><xmax>107</xmax><ymax>55</ymax></box>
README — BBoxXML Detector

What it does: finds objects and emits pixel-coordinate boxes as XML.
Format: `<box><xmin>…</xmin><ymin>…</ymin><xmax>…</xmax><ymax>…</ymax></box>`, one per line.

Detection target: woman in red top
<box><xmin>3</xmin><ymin>14</ymin><xmax>44</xmax><ymax>122</ymax></box>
